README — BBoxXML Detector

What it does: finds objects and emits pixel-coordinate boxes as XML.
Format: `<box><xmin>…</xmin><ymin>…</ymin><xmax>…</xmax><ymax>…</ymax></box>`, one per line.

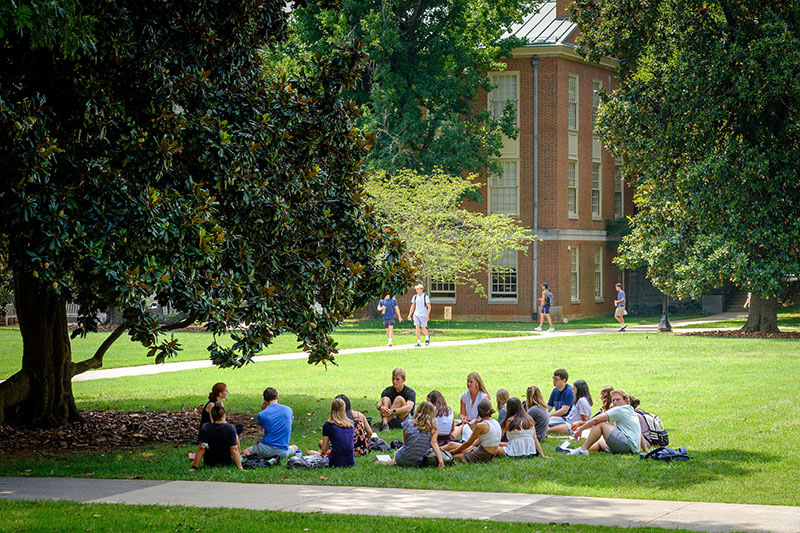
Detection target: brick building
<box><xmin>400</xmin><ymin>0</ymin><xmax>634</xmax><ymax>322</ymax></box>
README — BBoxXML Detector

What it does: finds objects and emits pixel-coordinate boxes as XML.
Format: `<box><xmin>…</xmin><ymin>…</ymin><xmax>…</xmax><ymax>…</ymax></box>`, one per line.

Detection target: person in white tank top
<box><xmin>443</xmin><ymin>398</ymin><xmax>501</xmax><ymax>463</ymax></box>
<box><xmin>496</xmin><ymin>397</ymin><xmax>545</xmax><ymax>458</ymax></box>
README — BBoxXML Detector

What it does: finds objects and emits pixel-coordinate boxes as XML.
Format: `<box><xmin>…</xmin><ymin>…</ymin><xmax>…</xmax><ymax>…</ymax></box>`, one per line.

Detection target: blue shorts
<box><xmin>542</xmin><ymin>304</ymin><xmax>551</xmax><ymax>314</ymax></box>
<box><xmin>549</xmin><ymin>417</ymin><xmax>566</xmax><ymax>427</ymax></box>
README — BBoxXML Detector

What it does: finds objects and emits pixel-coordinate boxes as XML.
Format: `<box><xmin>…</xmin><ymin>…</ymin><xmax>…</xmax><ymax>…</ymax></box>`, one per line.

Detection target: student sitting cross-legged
<box><xmin>443</xmin><ymin>398</ymin><xmax>501</xmax><ymax>463</ymax></box>
<box><xmin>496</xmin><ymin>397</ymin><xmax>545</xmax><ymax>459</ymax></box>
<box><xmin>190</xmin><ymin>404</ymin><xmax>244</xmax><ymax>471</ymax></box>
<box><xmin>376</xmin><ymin>401</ymin><xmax>444</xmax><ymax>468</ymax></box>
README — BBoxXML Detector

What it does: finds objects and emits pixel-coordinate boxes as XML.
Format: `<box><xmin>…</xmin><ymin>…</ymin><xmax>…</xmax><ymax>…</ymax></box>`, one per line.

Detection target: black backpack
<box><xmin>642</xmin><ymin>446</ymin><xmax>689</xmax><ymax>462</ymax></box>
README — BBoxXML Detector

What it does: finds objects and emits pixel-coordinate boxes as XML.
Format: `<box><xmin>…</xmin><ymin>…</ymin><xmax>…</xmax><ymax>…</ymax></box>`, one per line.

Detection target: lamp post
<box><xmin>658</xmin><ymin>294</ymin><xmax>672</xmax><ymax>332</ymax></box>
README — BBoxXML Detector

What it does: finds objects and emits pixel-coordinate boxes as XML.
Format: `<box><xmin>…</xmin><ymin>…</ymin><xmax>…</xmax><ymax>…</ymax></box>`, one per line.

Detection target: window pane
<box><xmin>490</xmin><ymin>250</ymin><xmax>518</xmax><ymax>299</ymax></box>
<box><xmin>490</xmin><ymin>161</ymin><xmax>518</xmax><ymax>215</ymax></box>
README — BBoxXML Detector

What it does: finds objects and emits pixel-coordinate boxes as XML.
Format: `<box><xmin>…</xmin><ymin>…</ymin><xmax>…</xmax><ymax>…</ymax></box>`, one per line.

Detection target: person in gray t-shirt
<box><xmin>525</xmin><ymin>385</ymin><xmax>550</xmax><ymax>442</ymax></box>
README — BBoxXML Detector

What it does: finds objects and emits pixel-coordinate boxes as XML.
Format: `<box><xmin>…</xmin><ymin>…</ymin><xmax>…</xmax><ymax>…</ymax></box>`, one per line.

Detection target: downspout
<box><xmin>531</xmin><ymin>55</ymin><xmax>540</xmax><ymax>320</ymax></box>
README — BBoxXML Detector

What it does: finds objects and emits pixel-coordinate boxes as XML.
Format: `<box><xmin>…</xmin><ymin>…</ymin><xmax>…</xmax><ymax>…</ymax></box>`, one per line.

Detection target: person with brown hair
<box><xmin>497</xmin><ymin>397</ymin><xmax>545</xmax><ymax>458</ymax></box>
<box><xmin>376</xmin><ymin>368</ymin><xmax>416</xmax><ymax>431</ymax></box>
<box><xmin>320</xmin><ymin>398</ymin><xmax>355</xmax><ymax>467</ymax></box>
<box><xmin>190</xmin><ymin>405</ymin><xmax>243</xmax><ymax>471</ymax></box>
<box><xmin>427</xmin><ymin>390</ymin><xmax>455</xmax><ymax>447</ymax></box>
<box><xmin>526</xmin><ymin>385</ymin><xmax>550</xmax><ymax>443</ymax></box>
<box><xmin>444</xmin><ymin>399</ymin><xmax>501</xmax><ymax>463</ymax></box>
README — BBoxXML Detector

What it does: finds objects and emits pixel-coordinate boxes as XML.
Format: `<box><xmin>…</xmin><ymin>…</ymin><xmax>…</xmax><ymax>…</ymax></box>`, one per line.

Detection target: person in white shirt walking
<box><xmin>408</xmin><ymin>284</ymin><xmax>431</xmax><ymax>346</ymax></box>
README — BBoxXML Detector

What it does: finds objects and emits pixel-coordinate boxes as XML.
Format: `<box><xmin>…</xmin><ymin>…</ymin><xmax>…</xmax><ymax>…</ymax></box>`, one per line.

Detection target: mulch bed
<box><xmin>0</xmin><ymin>410</ymin><xmax>260</xmax><ymax>457</ymax></box>
<box><xmin>679</xmin><ymin>330</ymin><xmax>800</xmax><ymax>339</ymax></box>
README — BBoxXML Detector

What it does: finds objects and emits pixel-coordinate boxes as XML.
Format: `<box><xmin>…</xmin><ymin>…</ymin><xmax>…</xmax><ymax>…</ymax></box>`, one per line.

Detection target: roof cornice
<box><xmin>510</xmin><ymin>44</ymin><xmax>619</xmax><ymax>71</ymax></box>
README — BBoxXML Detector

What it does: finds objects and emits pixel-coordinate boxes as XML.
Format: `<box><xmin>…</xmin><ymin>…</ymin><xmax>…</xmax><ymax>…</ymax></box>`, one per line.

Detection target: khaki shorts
<box><xmin>463</xmin><ymin>445</ymin><xmax>496</xmax><ymax>464</ymax></box>
<box><xmin>614</xmin><ymin>306</ymin><xmax>626</xmax><ymax>318</ymax></box>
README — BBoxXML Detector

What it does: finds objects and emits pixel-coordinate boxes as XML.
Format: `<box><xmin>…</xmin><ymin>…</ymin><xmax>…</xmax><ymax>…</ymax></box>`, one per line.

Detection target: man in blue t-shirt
<box><xmin>377</xmin><ymin>294</ymin><xmax>402</xmax><ymax>347</ymax></box>
<box><xmin>547</xmin><ymin>368</ymin><xmax>574</xmax><ymax>431</ymax></box>
<box><xmin>614</xmin><ymin>282</ymin><xmax>627</xmax><ymax>331</ymax></box>
<box><xmin>244</xmin><ymin>387</ymin><xmax>297</xmax><ymax>458</ymax></box>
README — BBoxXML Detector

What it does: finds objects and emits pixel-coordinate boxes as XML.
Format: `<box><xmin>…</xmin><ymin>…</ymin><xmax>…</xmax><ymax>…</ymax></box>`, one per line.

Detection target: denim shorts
<box><xmin>250</xmin><ymin>442</ymin><xmax>292</xmax><ymax>458</ymax></box>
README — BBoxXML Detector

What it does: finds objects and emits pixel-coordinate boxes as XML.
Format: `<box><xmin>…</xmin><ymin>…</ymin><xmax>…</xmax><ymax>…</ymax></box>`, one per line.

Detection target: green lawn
<box><xmin>0</xmin><ymin>500</ymin><xmax>695</xmax><ymax>532</ymax></box>
<box><xmin>1</xmin><ymin>333</ymin><xmax>798</xmax><ymax>506</ymax></box>
<box><xmin>675</xmin><ymin>304</ymin><xmax>800</xmax><ymax>330</ymax></box>
<box><xmin>0</xmin><ymin>313</ymin><xmax>704</xmax><ymax>379</ymax></box>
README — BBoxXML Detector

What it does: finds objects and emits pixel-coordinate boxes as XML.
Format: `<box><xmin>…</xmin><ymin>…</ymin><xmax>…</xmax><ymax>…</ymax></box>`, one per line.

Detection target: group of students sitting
<box><xmin>189</xmin><ymin>367</ymin><xmax>656</xmax><ymax>471</ymax></box>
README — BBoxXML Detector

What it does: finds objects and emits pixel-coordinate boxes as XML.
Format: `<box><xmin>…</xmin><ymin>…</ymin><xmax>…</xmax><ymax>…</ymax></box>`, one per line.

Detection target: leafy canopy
<box><xmin>572</xmin><ymin>0</ymin><xmax>800</xmax><ymax>299</ymax></box>
<box><xmin>287</xmin><ymin>0</ymin><xmax>539</xmax><ymax>175</ymax></box>
<box><xmin>365</xmin><ymin>169</ymin><xmax>532</xmax><ymax>293</ymax></box>
<box><xmin>0</xmin><ymin>0</ymin><xmax>413</xmax><ymax>368</ymax></box>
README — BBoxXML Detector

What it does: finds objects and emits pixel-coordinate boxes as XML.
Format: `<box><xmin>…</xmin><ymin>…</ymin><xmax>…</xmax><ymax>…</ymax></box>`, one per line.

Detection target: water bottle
<box><xmin>295</xmin><ymin>448</ymin><xmax>303</xmax><ymax>459</ymax></box>
<box><xmin>267</xmin><ymin>456</ymin><xmax>278</xmax><ymax>466</ymax></box>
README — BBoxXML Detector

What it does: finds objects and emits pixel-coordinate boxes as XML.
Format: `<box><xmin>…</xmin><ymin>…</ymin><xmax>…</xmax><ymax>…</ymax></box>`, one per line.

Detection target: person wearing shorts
<box><xmin>535</xmin><ymin>282</ymin><xmax>554</xmax><ymax>332</ymax></box>
<box><xmin>566</xmin><ymin>389</ymin><xmax>642</xmax><ymax>456</ymax></box>
<box><xmin>614</xmin><ymin>283</ymin><xmax>626</xmax><ymax>331</ymax></box>
<box><xmin>377</xmin><ymin>294</ymin><xmax>402</xmax><ymax>346</ymax></box>
<box><xmin>407</xmin><ymin>284</ymin><xmax>431</xmax><ymax>347</ymax></box>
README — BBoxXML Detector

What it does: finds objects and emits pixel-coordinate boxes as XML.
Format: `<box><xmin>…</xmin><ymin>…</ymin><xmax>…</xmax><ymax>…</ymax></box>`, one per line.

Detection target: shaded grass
<box><xmin>675</xmin><ymin>303</ymin><xmax>800</xmax><ymax>329</ymax></box>
<box><xmin>2</xmin><ymin>333</ymin><xmax>798</xmax><ymax>506</ymax></box>
<box><xmin>0</xmin><ymin>500</ymin><xmax>695</xmax><ymax>532</ymax></box>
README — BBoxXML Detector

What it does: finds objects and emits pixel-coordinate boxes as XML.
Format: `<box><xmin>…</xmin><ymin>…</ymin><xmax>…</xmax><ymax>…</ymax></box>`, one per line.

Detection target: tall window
<box><xmin>592</xmin><ymin>163</ymin><xmax>601</xmax><ymax>219</ymax></box>
<box><xmin>429</xmin><ymin>278</ymin><xmax>456</xmax><ymax>301</ymax></box>
<box><xmin>489</xmin><ymin>74</ymin><xmax>518</xmax><ymax>123</ymax></box>
<box><xmin>592</xmin><ymin>80</ymin><xmax>602</xmax><ymax>131</ymax></box>
<box><xmin>568</xmin><ymin>74</ymin><xmax>579</xmax><ymax>130</ymax></box>
<box><xmin>568</xmin><ymin>161</ymin><xmax>578</xmax><ymax>216</ymax></box>
<box><xmin>490</xmin><ymin>250</ymin><xmax>518</xmax><ymax>300</ymax></box>
<box><xmin>594</xmin><ymin>246</ymin><xmax>603</xmax><ymax>300</ymax></box>
<box><xmin>490</xmin><ymin>161</ymin><xmax>519</xmax><ymax>216</ymax></box>
<box><xmin>614</xmin><ymin>164</ymin><xmax>624</xmax><ymax>218</ymax></box>
<box><xmin>570</xmin><ymin>246</ymin><xmax>580</xmax><ymax>303</ymax></box>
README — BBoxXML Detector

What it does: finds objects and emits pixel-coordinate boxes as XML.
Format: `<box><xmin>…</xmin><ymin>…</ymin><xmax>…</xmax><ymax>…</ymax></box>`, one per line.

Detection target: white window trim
<box><xmin>594</xmin><ymin>246</ymin><xmax>604</xmax><ymax>302</ymax></box>
<box><xmin>614</xmin><ymin>163</ymin><xmax>624</xmax><ymax>219</ymax></box>
<box><xmin>488</xmin><ymin>72</ymin><xmax>520</xmax><ymax>127</ymax></box>
<box><xmin>570</xmin><ymin>245</ymin><xmax>581</xmax><ymax>304</ymax></box>
<box><xmin>489</xmin><ymin>250</ymin><xmax>518</xmax><ymax>303</ymax></box>
<box><xmin>568</xmin><ymin>74</ymin><xmax>579</xmax><ymax>132</ymax></box>
<box><xmin>592</xmin><ymin>79</ymin><xmax>602</xmax><ymax>131</ymax></box>
<box><xmin>489</xmin><ymin>159</ymin><xmax>520</xmax><ymax>217</ymax></box>
<box><xmin>427</xmin><ymin>277</ymin><xmax>456</xmax><ymax>304</ymax></box>
<box><xmin>568</xmin><ymin>159</ymin><xmax>578</xmax><ymax>219</ymax></box>
<box><xmin>592</xmin><ymin>162</ymin><xmax>602</xmax><ymax>221</ymax></box>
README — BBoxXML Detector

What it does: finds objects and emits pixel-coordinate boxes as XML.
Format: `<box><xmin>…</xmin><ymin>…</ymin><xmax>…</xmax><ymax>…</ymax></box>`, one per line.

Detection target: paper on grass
<box><xmin>375</xmin><ymin>454</ymin><xmax>392</xmax><ymax>462</ymax></box>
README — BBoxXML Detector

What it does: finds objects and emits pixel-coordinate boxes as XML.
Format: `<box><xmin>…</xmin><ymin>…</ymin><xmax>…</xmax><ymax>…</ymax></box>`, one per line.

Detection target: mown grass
<box><xmin>675</xmin><ymin>303</ymin><xmax>800</xmax><ymax>330</ymax></box>
<box><xmin>1</xmin><ymin>333</ymin><xmax>798</xmax><ymax>506</ymax></box>
<box><xmin>0</xmin><ymin>500</ymin><xmax>695</xmax><ymax>532</ymax></box>
<box><xmin>0</xmin><ymin>313</ymin><xmax>705</xmax><ymax>379</ymax></box>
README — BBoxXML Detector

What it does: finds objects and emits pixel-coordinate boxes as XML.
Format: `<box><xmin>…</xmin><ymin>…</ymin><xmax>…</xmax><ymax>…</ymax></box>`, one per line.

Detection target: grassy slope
<box><xmin>0</xmin><ymin>500</ymin><xmax>695</xmax><ymax>532</ymax></box>
<box><xmin>1</xmin><ymin>333</ymin><xmax>798</xmax><ymax>506</ymax></box>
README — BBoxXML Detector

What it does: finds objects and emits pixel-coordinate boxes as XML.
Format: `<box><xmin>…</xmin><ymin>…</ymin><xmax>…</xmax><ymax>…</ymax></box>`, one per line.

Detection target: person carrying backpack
<box><xmin>535</xmin><ymin>282</ymin><xmax>555</xmax><ymax>332</ymax></box>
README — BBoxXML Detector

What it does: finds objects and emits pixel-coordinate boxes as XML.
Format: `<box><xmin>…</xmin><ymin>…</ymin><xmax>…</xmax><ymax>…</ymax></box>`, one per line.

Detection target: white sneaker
<box><xmin>534</xmin><ymin>327</ymin><xmax>542</xmax><ymax>332</ymax></box>
<box><xmin>387</xmin><ymin>340</ymin><xmax>393</xmax><ymax>346</ymax></box>
<box><xmin>568</xmin><ymin>448</ymin><xmax>589</xmax><ymax>456</ymax></box>
<box><xmin>548</xmin><ymin>328</ymin><xmax>555</xmax><ymax>332</ymax></box>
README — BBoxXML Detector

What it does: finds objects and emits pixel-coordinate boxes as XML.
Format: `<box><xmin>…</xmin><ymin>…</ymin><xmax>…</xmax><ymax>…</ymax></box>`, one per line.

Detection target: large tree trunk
<box><xmin>1</xmin><ymin>270</ymin><xmax>81</xmax><ymax>427</ymax></box>
<box><xmin>741</xmin><ymin>291</ymin><xmax>779</xmax><ymax>334</ymax></box>
<box><xmin>362</xmin><ymin>297</ymin><xmax>382</xmax><ymax>320</ymax></box>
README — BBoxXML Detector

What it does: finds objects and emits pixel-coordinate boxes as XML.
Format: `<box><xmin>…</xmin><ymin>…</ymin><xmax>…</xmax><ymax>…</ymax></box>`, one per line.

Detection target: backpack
<box><xmin>242</xmin><ymin>455</ymin><xmax>281</xmax><ymax>469</ymax></box>
<box><xmin>547</xmin><ymin>290</ymin><xmax>554</xmax><ymax>306</ymax></box>
<box><xmin>642</xmin><ymin>446</ymin><xmax>690</xmax><ymax>462</ymax></box>
<box><xmin>286</xmin><ymin>454</ymin><xmax>329</xmax><ymax>469</ymax></box>
<box><xmin>421</xmin><ymin>447</ymin><xmax>454</xmax><ymax>467</ymax></box>
<box><xmin>635</xmin><ymin>407</ymin><xmax>669</xmax><ymax>447</ymax></box>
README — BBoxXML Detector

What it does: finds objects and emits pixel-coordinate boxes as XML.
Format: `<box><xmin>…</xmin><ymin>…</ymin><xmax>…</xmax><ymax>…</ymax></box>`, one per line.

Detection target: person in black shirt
<box><xmin>190</xmin><ymin>405</ymin><xmax>244</xmax><ymax>471</ymax></box>
<box><xmin>376</xmin><ymin>368</ymin><xmax>416</xmax><ymax>431</ymax></box>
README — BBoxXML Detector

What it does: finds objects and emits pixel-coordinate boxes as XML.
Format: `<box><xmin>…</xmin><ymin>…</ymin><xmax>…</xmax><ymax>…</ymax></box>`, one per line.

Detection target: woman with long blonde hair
<box><xmin>453</xmin><ymin>372</ymin><xmax>489</xmax><ymax>440</ymax></box>
<box><xmin>380</xmin><ymin>401</ymin><xmax>444</xmax><ymax>468</ymax></box>
<box><xmin>319</xmin><ymin>398</ymin><xmax>355</xmax><ymax>467</ymax></box>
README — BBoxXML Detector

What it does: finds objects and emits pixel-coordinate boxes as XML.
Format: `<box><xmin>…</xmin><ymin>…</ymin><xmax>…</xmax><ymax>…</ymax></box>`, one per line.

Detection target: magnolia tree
<box><xmin>572</xmin><ymin>0</ymin><xmax>800</xmax><ymax>332</ymax></box>
<box><xmin>0</xmin><ymin>0</ymin><xmax>413</xmax><ymax>427</ymax></box>
<box><xmin>365</xmin><ymin>169</ymin><xmax>532</xmax><ymax>294</ymax></box>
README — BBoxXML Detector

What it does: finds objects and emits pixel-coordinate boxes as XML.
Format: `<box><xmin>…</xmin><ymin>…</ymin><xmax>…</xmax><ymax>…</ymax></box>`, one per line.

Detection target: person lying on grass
<box><xmin>443</xmin><ymin>398</ymin><xmax>501</xmax><ymax>463</ymax></box>
<box><xmin>567</xmin><ymin>389</ymin><xmax>642</xmax><ymax>456</ymax></box>
<box><xmin>496</xmin><ymin>397</ymin><xmax>545</xmax><ymax>459</ymax></box>
<box><xmin>376</xmin><ymin>401</ymin><xmax>444</xmax><ymax>468</ymax></box>
<box><xmin>190</xmin><ymin>404</ymin><xmax>244</xmax><ymax>471</ymax></box>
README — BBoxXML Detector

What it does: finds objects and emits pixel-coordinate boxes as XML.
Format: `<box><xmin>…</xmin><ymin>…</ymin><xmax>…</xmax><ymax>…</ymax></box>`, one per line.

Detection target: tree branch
<box><xmin>0</xmin><ymin>370</ymin><xmax>32</xmax><ymax>425</ymax></box>
<box><xmin>71</xmin><ymin>323</ymin><xmax>127</xmax><ymax>376</ymax></box>
<box><xmin>162</xmin><ymin>313</ymin><xmax>197</xmax><ymax>331</ymax></box>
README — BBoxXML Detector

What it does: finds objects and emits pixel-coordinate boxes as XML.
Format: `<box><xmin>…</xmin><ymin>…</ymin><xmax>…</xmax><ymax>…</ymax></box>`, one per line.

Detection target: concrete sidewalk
<box><xmin>57</xmin><ymin>310</ymin><xmax>747</xmax><ymax>382</ymax></box>
<box><xmin>1</xmin><ymin>476</ymin><xmax>798</xmax><ymax>532</ymax></box>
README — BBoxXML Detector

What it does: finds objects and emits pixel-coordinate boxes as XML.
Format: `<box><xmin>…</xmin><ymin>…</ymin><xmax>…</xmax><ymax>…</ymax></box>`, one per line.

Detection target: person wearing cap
<box><xmin>535</xmin><ymin>282</ymin><xmax>554</xmax><ymax>332</ymax></box>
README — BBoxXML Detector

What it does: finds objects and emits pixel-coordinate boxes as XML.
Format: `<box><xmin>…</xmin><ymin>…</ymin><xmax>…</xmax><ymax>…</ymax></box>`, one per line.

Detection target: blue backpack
<box><xmin>641</xmin><ymin>446</ymin><xmax>690</xmax><ymax>462</ymax></box>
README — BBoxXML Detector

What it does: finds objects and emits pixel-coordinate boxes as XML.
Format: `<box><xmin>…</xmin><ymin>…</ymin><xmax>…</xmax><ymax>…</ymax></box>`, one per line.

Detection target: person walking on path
<box><xmin>614</xmin><ymin>283</ymin><xmax>627</xmax><ymax>331</ymax></box>
<box><xmin>377</xmin><ymin>294</ymin><xmax>402</xmax><ymax>346</ymax></box>
<box><xmin>408</xmin><ymin>284</ymin><xmax>431</xmax><ymax>347</ymax></box>
<box><xmin>535</xmin><ymin>282</ymin><xmax>554</xmax><ymax>332</ymax></box>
